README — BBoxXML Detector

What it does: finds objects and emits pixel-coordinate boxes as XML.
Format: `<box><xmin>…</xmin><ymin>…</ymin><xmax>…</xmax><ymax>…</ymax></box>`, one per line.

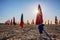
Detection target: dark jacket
<box><xmin>38</xmin><ymin>24</ymin><xmax>44</xmax><ymax>34</ymax></box>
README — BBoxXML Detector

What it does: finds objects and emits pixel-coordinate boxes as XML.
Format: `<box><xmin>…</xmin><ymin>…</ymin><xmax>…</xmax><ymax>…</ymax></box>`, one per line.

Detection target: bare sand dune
<box><xmin>0</xmin><ymin>24</ymin><xmax>60</xmax><ymax>40</ymax></box>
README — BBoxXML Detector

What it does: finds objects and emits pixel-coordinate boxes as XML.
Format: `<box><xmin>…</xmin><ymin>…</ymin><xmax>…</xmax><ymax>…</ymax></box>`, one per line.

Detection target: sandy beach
<box><xmin>0</xmin><ymin>24</ymin><xmax>60</xmax><ymax>40</ymax></box>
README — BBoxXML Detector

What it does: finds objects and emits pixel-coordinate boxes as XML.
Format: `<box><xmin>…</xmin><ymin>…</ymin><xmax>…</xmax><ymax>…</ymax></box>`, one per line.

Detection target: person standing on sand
<box><xmin>38</xmin><ymin>24</ymin><xmax>44</xmax><ymax>34</ymax></box>
<box><xmin>36</xmin><ymin>4</ymin><xmax>52</xmax><ymax>40</ymax></box>
<box><xmin>38</xmin><ymin>24</ymin><xmax>44</xmax><ymax>40</ymax></box>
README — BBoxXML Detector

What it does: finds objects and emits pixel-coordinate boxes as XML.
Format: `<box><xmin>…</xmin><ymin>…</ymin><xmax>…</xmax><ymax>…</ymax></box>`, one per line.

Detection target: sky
<box><xmin>0</xmin><ymin>0</ymin><xmax>60</xmax><ymax>24</ymax></box>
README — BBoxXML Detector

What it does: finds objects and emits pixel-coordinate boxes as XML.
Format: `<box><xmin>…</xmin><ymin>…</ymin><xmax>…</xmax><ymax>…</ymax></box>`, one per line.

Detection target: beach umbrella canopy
<box><xmin>31</xmin><ymin>19</ymin><xmax>34</xmax><ymax>24</ymax></box>
<box><xmin>10</xmin><ymin>19</ymin><xmax>12</xmax><ymax>26</ymax></box>
<box><xmin>20</xmin><ymin>13</ymin><xmax>24</xmax><ymax>28</ymax></box>
<box><xmin>13</xmin><ymin>17</ymin><xmax>16</xmax><ymax>25</ymax></box>
<box><xmin>36</xmin><ymin>4</ymin><xmax>43</xmax><ymax>25</ymax></box>
<box><xmin>55</xmin><ymin>16</ymin><xmax>58</xmax><ymax>24</ymax></box>
<box><xmin>27</xmin><ymin>20</ymin><xmax>30</xmax><ymax>24</ymax></box>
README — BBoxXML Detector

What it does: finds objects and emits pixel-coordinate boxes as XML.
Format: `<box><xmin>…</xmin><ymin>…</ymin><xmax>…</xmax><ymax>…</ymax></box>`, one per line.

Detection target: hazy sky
<box><xmin>0</xmin><ymin>0</ymin><xmax>60</xmax><ymax>24</ymax></box>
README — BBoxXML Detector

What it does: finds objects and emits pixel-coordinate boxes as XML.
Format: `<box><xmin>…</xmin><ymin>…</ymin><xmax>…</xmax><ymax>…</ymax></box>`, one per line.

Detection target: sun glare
<box><xmin>33</xmin><ymin>9</ymin><xmax>38</xmax><ymax>15</ymax></box>
<box><xmin>35</xmin><ymin>10</ymin><xmax>38</xmax><ymax>13</ymax></box>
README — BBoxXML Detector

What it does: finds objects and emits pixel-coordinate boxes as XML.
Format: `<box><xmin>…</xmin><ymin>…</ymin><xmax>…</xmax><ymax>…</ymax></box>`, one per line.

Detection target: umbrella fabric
<box><xmin>55</xmin><ymin>16</ymin><xmax>58</xmax><ymax>24</ymax></box>
<box><xmin>20</xmin><ymin>22</ymin><xmax>24</xmax><ymax>28</ymax></box>
<box><xmin>10</xmin><ymin>19</ymin><xmax>12</xmax><ymax>26</ymax></box>
<box><xmin>36</xmin><ymin>4</ymin><xmax>43</xmax><ymax>25</ymax></box>
<box><xmin>20</xmin><ymin>13</ymin><xmax>24</xmax><ymax>28</ymax></box>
